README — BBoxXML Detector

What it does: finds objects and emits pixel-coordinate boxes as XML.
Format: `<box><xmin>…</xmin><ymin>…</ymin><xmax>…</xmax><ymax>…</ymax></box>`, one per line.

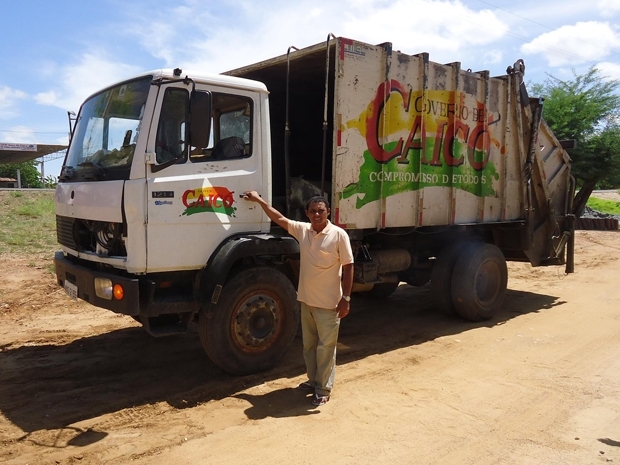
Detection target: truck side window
<box><xmin>156</xmin><ymin>88</ymin><xmax>189</xmax><ymax>164</ymax></box>
<box><xmin>190</xmin><ymin>93</ymin><xmax>252</xmax><ymax>163</ymax></box>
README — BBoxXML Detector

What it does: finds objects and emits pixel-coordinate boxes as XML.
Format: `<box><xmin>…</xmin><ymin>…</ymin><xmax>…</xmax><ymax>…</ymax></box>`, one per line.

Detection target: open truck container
<box><xmin>54</xmin><ymin>36</ymin><xmax>574</xmax><ymax>374</ymax></box>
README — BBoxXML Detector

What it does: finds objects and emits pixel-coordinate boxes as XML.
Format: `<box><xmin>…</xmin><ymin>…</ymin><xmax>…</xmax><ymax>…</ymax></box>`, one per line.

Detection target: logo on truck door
<box><xmin>341</xmin><ymin>80</ymin><xmax>503</xmax><ymax>209</ymax></box>
<box><xmin>182</xmin><ymin>187</ymin><xmax>236</xmax><ymax>217</ymax></box>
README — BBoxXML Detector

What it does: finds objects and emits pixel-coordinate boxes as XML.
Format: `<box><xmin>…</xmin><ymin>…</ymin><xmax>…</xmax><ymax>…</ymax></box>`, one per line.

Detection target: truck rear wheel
<box><xmin>431</xmin><ymin>242</ymin><xmax>467</xmax><ymax>315</ymax></box>
<box><xmin>451</xmin><ymin>243</ymin><xmax>507</xmax><ymax>321</ymax></box>
<box><xmin>199</xmin><ymin>267</ymin><xmax>300</xmax><ymax>375</ymax></box>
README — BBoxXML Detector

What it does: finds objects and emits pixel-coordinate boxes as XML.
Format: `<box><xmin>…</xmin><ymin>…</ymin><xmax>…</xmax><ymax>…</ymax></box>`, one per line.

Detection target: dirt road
<box><xmin>1</xmin><ymin>229</ymin><xmax>620</xmax><ymax>465</ymax></box>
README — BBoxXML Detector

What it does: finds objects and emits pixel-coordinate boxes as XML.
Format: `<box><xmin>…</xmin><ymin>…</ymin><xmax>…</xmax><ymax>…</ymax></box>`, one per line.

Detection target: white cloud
<box><xmin>483</xmin><ymin>50</ymin><xmax>503</xmax><ymax>65</ymax></box>
<box><xmin>596</xmin><ymin>61</ymin><xmax>620</xmax><ymax>80</ymax></box>
<box><xmin>125</xmin><ymin>0</ymin><xmax>509</xmax><ymax>73</ymax></box>
<box><xmin>521</xmin><ymin>21</ymin><xmax>620</xmax><ymax>67</ymax></box>
<box><xmin>0</xmin><ymin>86</ymin><xmax>27</xmax><ymax>119</ymax></box>
<box><xmin>0</xmin><ymin>126</ymin><xmax>36</xmax><ymax>143</ymax></box>
<box><xmin>129</xmin><ymin>1</ymin><xmax>313</xmax><ymax>71</ymax></box>
<box><xmin>129</xmin><ymin>2</ymin><xmax>220</xmax><ymax>68</ymax></box>
<box><xmin>131</xmin><ymin>19</ymin><xmax>183</xmax><ymax>65</ymax></box>
<box><xmin>34</xmin><ymin>91</ymin><xmax>58</xmax><ymax>106</ymax></box>
<box><xmin>510</xmin><ymin>1</ymin><xmax>594</xmax><ymax>27</ymax></box>
<box><xmin>598</xmin><ymin>0</ymin><xmax>620</xmax><ymax>17</ymax></box>
<box><xmin>308</xmin><ymin>8</ymin><xmax>322</xmax><ymax>19</ymax></box>
<box><xmin>341</xmin><ymin>0</ymin><xmax>508</xmax><ymax>54</ymax></box>
<box><xmin>34</xmin><ymin>53</ymin><xmax>142</xmax><ymax>112</ymax></box>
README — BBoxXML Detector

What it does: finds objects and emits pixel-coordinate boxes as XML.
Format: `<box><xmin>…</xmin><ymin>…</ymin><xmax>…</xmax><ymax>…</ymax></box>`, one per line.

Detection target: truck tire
<box><xmin>199</xmin><ymin>267</ymin><xmax>300</xmax><ymax>375</ymax></box>
<box><xmin>431</xmin><ymin>242</ymin><xmax>465</xmax><ymax>315</ymax></box>
<box><xmin>451</xmin><ymin>243</ymin><xmax>507</xmax><ymax>321</ymax></box>
<box><xmin>360</xmin><ymin>282</ymin><xmax>400</xmax><ymax>298</ymax></box>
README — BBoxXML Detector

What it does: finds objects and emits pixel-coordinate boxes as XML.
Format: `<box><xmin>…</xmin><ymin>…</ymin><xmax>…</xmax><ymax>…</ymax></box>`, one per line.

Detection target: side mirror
<box><xmin>190</xmin><ymin>91</ymin><xmax>211</xmax><ymax>150</ymax></box>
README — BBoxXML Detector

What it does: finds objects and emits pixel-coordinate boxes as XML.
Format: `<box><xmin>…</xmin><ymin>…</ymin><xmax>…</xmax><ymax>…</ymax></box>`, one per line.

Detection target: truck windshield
<box><xmin>62</xmin><ymin>77</ymin><xmax>151</xmax><ymax>181</ymax></box>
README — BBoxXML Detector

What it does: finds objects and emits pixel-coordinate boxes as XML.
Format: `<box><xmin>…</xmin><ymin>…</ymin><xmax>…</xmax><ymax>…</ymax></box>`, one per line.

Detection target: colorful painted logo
<box><xmin>181</xmin><ymin>187</ymin><xmax>236</xmax><ymax>217</ymax></box>
<box><xmin>341</xmin><ymin>80</ymin><xmax>503</xmax><ymax>209</ymax></box>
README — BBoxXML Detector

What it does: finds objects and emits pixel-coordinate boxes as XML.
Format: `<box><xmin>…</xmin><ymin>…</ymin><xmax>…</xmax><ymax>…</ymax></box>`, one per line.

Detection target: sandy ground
<box><xmin>1</xmin><ymin>206</ymin><xmax>620</xmax><ymax>464</ymax></box>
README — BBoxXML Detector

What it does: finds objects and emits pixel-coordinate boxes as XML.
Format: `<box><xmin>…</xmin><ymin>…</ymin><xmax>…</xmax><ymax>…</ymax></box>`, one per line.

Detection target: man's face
<box><xmin>306</xmin><ymin>201</ymin><xmax>330</xmax><ymax>229</ymax></box>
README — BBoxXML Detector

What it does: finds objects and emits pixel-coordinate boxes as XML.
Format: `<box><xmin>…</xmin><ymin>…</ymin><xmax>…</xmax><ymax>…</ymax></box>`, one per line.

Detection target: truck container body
<box><xmin>54</xmin><ymin>36</ymin><xmax>574</xmax><ymax>375</ymax></box>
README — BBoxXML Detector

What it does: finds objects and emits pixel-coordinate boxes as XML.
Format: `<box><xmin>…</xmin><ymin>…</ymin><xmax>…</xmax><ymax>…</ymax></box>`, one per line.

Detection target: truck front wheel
<box><xmin>199</xmin><ymin>267</ymin><xmax>300</xmax><ymax>375</ymax></box>
<box><xmin>451</xmin><ymin>243</ymin><xmax>507</xmax><ymax>321</ymax></box>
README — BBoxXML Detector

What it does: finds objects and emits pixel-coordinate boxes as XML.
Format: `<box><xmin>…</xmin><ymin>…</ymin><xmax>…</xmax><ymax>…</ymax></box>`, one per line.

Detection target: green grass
<box><xmin>0</xmin><ymin>190</ymin><xmax>57</xmax><ymax>255</ymax></box>
<box><xmin>587</xmin><ymin>197</ymin><xmax>620</xmax><ymax>215</ymax></box>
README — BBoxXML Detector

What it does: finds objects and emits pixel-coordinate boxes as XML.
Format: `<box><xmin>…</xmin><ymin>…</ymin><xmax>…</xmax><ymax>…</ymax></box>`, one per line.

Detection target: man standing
<box><xmin>242</xmin><ymin>191</ymin><xmax>354</xmax><ymax>407</ymax></box>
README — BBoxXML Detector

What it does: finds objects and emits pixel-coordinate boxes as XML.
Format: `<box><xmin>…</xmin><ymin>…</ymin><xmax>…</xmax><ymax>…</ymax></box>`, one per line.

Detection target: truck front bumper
<box><xmin>54</xmin><ymin>251</ymin><xmax>141</xmax><ymax>316</ymax></box>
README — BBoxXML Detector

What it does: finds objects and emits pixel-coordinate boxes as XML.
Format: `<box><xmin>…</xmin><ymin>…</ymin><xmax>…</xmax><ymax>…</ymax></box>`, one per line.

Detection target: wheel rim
<box><xmin>474</xmin><ymin>260</ymin><xmax>502</xmax><ymax>306</ymax></box>
<box><xmin>230</xmin><ymin>290</ymin><xmax>284</xmax><ymax>354</ymax></box>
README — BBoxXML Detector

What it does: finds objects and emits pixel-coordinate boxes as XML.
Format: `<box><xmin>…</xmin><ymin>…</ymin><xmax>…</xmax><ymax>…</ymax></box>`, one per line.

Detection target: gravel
<box><xmin>581</xmin><ymin>206</ymin><xmax>620</xmax><ymax>221</ymax></box>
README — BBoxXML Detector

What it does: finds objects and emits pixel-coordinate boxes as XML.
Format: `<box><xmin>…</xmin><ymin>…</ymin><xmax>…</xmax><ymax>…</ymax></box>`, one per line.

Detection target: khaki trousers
<box><xmin>300</xmin><ymin>302</ymin><xmax>341</xmax><ymax>396</ymax></box>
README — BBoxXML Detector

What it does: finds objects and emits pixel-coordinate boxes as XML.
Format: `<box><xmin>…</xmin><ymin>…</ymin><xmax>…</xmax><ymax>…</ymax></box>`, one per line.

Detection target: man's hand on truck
<box><xmin>242</xmin><ymin>191</ymin><xmax>291</xmax><ymax>230</ymax></box>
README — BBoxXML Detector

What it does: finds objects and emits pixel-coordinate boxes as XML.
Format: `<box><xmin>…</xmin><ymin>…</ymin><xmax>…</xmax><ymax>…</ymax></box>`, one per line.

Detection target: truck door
<box><xmin>145</xmin><ymin>83</ymin><xmax>265</xmax><ymax>273</ymax></box>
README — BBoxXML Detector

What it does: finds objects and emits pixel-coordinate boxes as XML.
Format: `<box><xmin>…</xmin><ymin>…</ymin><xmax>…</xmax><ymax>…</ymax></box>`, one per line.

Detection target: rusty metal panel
<box><xmin>498</xmin><ymin>75</ymin><xmax>527</xmax><ymax>222</ymax></box>
<box><xmin>333</xmin><ymin>39</ymin><xmax>387</xmax><ymax>229</ymax></box>
<box><xmin>537</xmin><ymin>119</ymin><xmax>572</xmax><ymax>217</ymax></box>
<box><xmin>334</xmin><ymin>40</ymin><xmax>537</xmax><ymax>229</ymax></box>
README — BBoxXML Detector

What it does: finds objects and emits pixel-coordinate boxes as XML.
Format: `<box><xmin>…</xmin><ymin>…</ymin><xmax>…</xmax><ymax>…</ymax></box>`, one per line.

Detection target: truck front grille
<box><xmin>56</xmin><ymin>215</ymin><xmax>77</xmax><ymax>249</ymax></box>
<box><xmin>56</xmin><ymin>215</ymin><xmax>127</xmax><ymax>257</ymax></box>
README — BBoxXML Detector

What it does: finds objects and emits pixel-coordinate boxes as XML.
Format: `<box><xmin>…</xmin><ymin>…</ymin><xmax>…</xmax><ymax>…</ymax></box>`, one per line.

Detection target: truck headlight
<box><xmin>95</xmin><ymin>278</ymin><xmax>113</xmax><ymax>300</ymax></box>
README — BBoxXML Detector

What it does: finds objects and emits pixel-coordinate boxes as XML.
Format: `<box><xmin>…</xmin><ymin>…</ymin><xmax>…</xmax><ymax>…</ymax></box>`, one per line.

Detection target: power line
<box><xmin>477</xmin><ymin>0</ymin><xmax>557</xmax><ymax>32</ymax></box>
<box><xmin>0</xmin><ymin>129</ymin><xmax>67</xmax><ymax>135</ymax></box>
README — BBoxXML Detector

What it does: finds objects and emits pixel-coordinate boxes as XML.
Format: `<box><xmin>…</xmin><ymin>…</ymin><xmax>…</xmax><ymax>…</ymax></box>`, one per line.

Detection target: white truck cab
<box><xmin>56</xmin><ymin>70</ymin><xmax>272</xmax><ymax>273</ymax></box>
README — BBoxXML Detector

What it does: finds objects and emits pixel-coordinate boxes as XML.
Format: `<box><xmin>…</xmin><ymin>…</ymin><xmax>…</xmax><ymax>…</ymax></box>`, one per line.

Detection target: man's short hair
<box><xmin>305</xmin><ymin>195</ymin><xmax>330</xmax><ymax>210</ymax></box>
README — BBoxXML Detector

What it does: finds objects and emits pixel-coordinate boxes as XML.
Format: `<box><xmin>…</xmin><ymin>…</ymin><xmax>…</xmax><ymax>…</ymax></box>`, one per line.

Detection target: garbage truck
<box><xmin>54</xmin><ymin>36</ymin><xmax>574</xmax><ymax>375</ymax></box>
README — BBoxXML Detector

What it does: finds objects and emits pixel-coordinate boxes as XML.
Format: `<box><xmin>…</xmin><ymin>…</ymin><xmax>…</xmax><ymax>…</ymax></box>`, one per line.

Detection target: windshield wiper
<box><xmin>77</xmin><ymin>161</ymin><xmax>107</xmax><ymax>180</ymax></box>
<box><xmin>58</xmin><ymin>166</ymin><xmax>75</xmax><ymax>182</ymax></box>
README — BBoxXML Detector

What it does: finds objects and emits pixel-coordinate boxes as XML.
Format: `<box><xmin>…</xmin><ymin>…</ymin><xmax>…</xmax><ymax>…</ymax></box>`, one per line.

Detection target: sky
<box><xmin>1</xmin><ymin>0</ymin><xmax>620</xmax><ymax>179</ymax></box>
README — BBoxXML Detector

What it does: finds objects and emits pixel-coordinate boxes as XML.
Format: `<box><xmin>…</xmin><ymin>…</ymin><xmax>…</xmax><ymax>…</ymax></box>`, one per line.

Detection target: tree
<box><xmin>530</xmin><ymin>68</ymin><xmax>620</xmax><ymax>216</ymax></box>
<box><xmin>0</xmin><ymin>160</ymin><xmax>43</xmax><ymax>188</ymax></box>
<box><xmin>43</xmin><ymin>175</ymin><xmax>58</xmax><ymax>189</ymax></box>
